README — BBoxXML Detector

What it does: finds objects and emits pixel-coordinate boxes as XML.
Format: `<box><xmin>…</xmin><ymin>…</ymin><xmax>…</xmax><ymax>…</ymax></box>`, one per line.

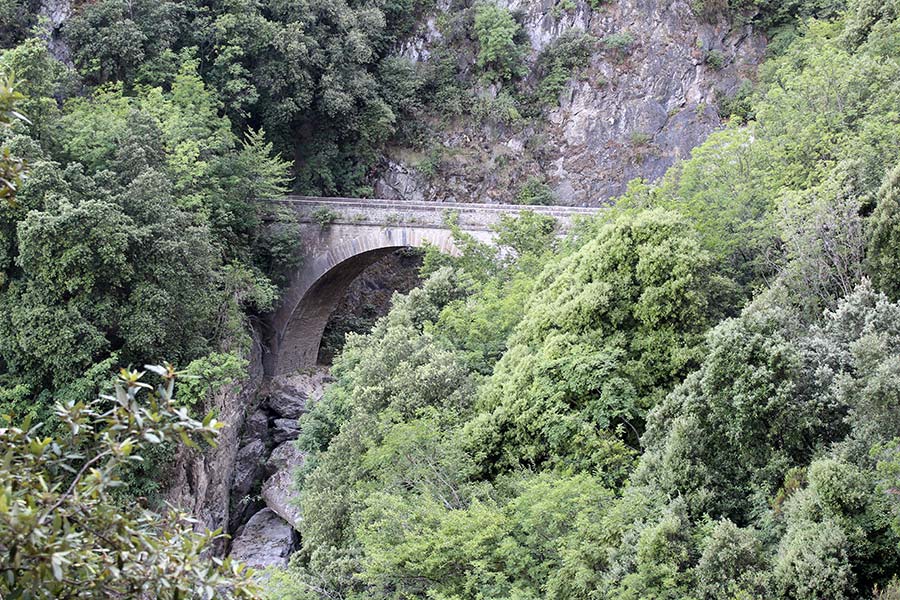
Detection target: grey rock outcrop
<box><xmin>243</xmin><ymin>408</ymin><xmax>270</xmax><ymax>442</ymax></box>
<box><xmin>39</xmin><ymin>0</ymin><xmax>73</xmax><ymax>64</ymax></box>
<box><xmin>267</xmin><ymin>441</ymin><xmax>306</xmax><ymax>473</ymax></box>
<box><xmin>274</xmin><ymin>368</ymin><xmax>334</xmax><ymax>406</ymax></box>
<box><xmin>374</xmin><ymin>0</ymin><xmax>767</xmax><ymax>206</ymax></box>
<box><xmin>229</xmin><ymin>509</ymin><xmax>297</xmax><ymax>569</ymax></box>
<box><xmin>265</xmin><ymin>383</ymin><xmax>308</xmax><ymax>420</ymax></box>
<box><xmin>262</xmin><ymin>469</ymin><xmax>303</xmax><ymax>529</ymax></box>
<box><xmin>222</xmin><ymin>368</ymin><xmax>329</xmax><ymax>565</ymax></box>
<box><xmin>164</xmin><ymin>328</ymin><xmax>265</xmax><ymax>556</ymax></box>
<box><xmin>261</xmin><ymin>441</ymin><xmax>306</xmax><ymax>528</ymax></box>
<box><xmin>231</xmin><ymin>440</ymin><xmax>267</xmax><ymax>501</ymax></box>
<box><xmin>272</xmin><ymin>418</ymin><xmax>301</xmax><ymax>445</ymax></box>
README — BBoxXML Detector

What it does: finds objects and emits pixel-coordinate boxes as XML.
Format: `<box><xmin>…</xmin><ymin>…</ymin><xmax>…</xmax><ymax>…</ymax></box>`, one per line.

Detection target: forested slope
<box><xmin>1</xmin><ymin>0</ymin><xmax>900</xmax><ymax>598</ymax></box>
<box><xmin>276</xmin><ymin>2</ymin><xmax>900</xmax><ymax>598</ymax></box>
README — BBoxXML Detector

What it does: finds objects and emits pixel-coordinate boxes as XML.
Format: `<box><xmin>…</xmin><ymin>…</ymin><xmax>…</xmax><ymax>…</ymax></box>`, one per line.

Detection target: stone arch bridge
<box><xmin>265</xmin><ymin>196</ymin><xmax>600</xmax><ymax>376</ymax></box>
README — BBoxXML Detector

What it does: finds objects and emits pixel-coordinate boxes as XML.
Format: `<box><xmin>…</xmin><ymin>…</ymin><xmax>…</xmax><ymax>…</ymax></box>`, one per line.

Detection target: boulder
<box><xmin>261</xmin><ymin>442</ymin><xmax>306</xmax><ymax>528</ymax></box>
<box><xmin>267</xmin><ymin>441</ymin><xmax>306</xmax><ymax>473</ymax></box>
<box><xmin>262</xmin><ymin>470</ymin><xmax>302</xmax><ymax>529</ymax></box>
<box><xmin>243</xmin><ymin>407</ymin><xmax>269</xmax><ymax>442</ymax></box>
<box><xmin>229</xmin><ymin>509</ymin><xmax>296</xmax><ymax>569</ymax></box>
<box><xmin>265</xmin><ymin>383</ymin><xmax>307</xmax><ymax>420</ymax></box>
<box><xmin>230</xmin><ymin>439</ymin><xmax>266</xmax><ymax>501</ymax></box>
<box><xmin>272</xmin><ymin>418</ymin><xmax>300</xmax><ymax>445</ymax></box>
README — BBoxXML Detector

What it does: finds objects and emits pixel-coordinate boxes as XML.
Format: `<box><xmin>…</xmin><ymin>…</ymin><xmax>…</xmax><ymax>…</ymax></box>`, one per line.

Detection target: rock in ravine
<box><xmin>242</xmin><ymin>407</ymin><xmax>270</xmax><ymax>442</ymax></box>
<box><xmin>265</xmin><ymin>383</ymin><xmax>307</xmax><ymax>420</ymax></box>
<box><xmin>272</xmin><ymin>418</ymin><xmax>300</xmax><ymax>445</ymax></box>
<box><xmin>266</xmin><ymin>441</ymin><xmax>306</xmax><ymax>473</ymax></box>
<box><xmin>231</xmin><ymin>439</ymin><xmax>266</xmax><ymax>500</ymax></box>
<box><xmin>229</xmin><ymin>508</ymin><xmax>296</xmax><ymax>569</ymax></box>
<box><xmin>262</xmin><ymin>469</ymin><xmax>302</xmax><ymax>529</ymax></box>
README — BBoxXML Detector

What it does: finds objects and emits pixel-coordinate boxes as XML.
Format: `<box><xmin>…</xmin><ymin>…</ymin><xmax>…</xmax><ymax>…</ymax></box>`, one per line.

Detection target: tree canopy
<box><xmin>3</xmin><ymin>0</ymin><xmax>900</xmax><ymax>598</ymax></box>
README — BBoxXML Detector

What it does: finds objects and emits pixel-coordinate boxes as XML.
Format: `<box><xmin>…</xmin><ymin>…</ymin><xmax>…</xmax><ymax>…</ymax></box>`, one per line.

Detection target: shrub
<box><xmin>473</xmin><ymin>209</ymin><xmax>719</xmax><ymax>477</ymax></box>
<box><xmin>706</xmin><ymin>48</ymin><xmax>726</xmax><ymax>69</ymax></box>
<box><xmin>473</xmin><ymin>90</ymin><xmax>522</xmax><ymax>126</ymax></box>
<box><xmin>312</xmin><ymin>206</ymin><xmax>339</xmax><ymax>227</ymax></box>
<box><xmin>867</xmin><ymin>161</ymin><xmax>900</xmax><ymax>301</ymax></box>
<box><xmin>630</xmin><ymin>131</ymin><xmax>653</xmax><ymax>146</ymax></box>
<box><xmin>716</xmin><ymin>79</ymin><xmax>755</xmax><ymax>121</ymax></box>
<box><xmin>0</xmin><ymin>72</ymin><xmax>28</xmax><ymax>206</ymax></box>
<box><xmin>533</xmin><ymin>30</ymin><xmax>595</xmax><ymax>108</ymax></box>
<box><xmin>603</xmin><ymin>31</ymin><xmax>635</xmax><ymax>58</ymax></box>
<box><xmin>515</xmin><ymin>176</ymin><xmax>555</xmax><ymax>205</ymax></box>
<box><xmin>417</xmin><ymin>146</ymin><xmax>443</xmax><ymax>177</ymax></box>
<box><xmin>0</xmin><ymin>0</ymin><xmax>38</xmax><ymax>47</ymax></box>
<box><xmin>176</xmin><ymin>351</ymin><xmax>249</xmax><ymax>410</ymax></box>
<box><xmin>875</xmin><ymin>580</ymin><xmax>900</xmax><ymax>600</ymax></box>
<box><xmin>425</xmin><ymin>51</ymin><xmax>469</xmax><ymax>117</ymax></box>
<box><xmin>473</xmin><ymin>3</ymin><xmax>526</xmax><ymax>81</ymax></box>
<box><xmin>550</xmin><ymin>0</ymin><xmax>576</xmax><ymax>18</ymax></box>
<box><xmin>0</xmin><ymin>364</ymin><xmax>260</xmax><ymax>598</ymax></box>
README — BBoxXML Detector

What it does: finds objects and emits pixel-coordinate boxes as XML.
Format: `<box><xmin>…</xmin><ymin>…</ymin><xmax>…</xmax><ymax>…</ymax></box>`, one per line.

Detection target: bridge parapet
<box><xmin>272</xmin><ymin>196</ymin><xmax>600</xmax><ymax>231</ymax></box>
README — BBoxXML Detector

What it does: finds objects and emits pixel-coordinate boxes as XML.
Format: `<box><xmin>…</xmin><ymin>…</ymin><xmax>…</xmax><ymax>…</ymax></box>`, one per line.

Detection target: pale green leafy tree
<box><xmin>0</xmin><ymin>72</ymin><xmax>28</xmax><ymax>205</ymax></box>
<box><xmin>473</xmin><ymin>3</ymin><xmax>526</xmax><ymax>82</ymax></box>
<box><xmin>0</xmin><ymin>364</ymin><xmax>261</xmax><ymax>599</ymax></box>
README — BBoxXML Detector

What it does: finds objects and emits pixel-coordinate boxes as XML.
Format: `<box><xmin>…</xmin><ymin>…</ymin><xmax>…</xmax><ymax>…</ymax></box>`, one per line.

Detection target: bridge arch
<box><xmin>267</xmin><ymin>226</ymin><xmax>488</xmax><ymax>376</ymax></box>
<box><xmin>262</xmin><ymin>197</ymin><xmax>600</xmax><ymax>376</ymax></box>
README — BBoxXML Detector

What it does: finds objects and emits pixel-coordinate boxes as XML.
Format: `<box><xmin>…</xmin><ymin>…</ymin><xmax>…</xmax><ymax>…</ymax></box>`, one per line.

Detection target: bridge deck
<box><xmin>275</xmin><ymin>196</ymin><xmax>602</xmax><ymax>216</ymax></box>
<box><xmin>271</xmin><ymin>196</ymin><xmax>603</xmax><ymax>232</ymax></box>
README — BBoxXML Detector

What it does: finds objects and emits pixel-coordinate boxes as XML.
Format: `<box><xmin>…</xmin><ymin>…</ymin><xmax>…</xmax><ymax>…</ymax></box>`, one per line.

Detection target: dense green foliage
<box><xmin>53</xmin><ymin>0</ymin><xmax>432</xmax><ymax>194</ymax></box>
<box><xmin>868</xmin><ymin>161</ymin><xmax>900</xmax><ymax>300</ymax></box>
<box><xmin>0</xmin><ymin>364</ymin><xmax>260</xmax><ymax>598</ymax></box>
<box><xmin>272</xmin><ymin>3</ymin><xmax>900</xmax><ymax>599</ymax></box>
<box><xmin>0</xmin><ymin>73</ymin><xmax>26</xmax><ymax>204</ymax></box>
<box><xmin>0</xmin><ymin>39</ymin><xmax>290</xmax><ymax>426</ymax></box>
<box><xmin>473</xmin><ymin>209</ymin><xmax>719</xmax><ymax>478</ymax></box>
<box><xmin>3</xmin><ymin>0</ymin><xmax>900</xmax><ymax>598</ymax></box>
<box><xmin>531</xmin><ymin>30</ymin><xmax>595</xmax><ymax>107</ymax></box>
<box><xmin>0</xmin><ymin>39</ymin><xmax>294</xmax><ymax>523</ymax></box>
<box><xmin>474</xmin><ymin>3</ymin><xmax>526</xmax><ymax>82</ymax></box>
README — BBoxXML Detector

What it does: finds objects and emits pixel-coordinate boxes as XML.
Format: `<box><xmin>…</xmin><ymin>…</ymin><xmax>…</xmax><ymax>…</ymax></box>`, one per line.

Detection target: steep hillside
<box><xmin>8</xmin><ymin>0</ymin><xmax>900</xmax><ymax>598</ymax></box>
<box><xmin>375</xmin><ymin>0</ymin><xmax>765</xmax><ymax>205</ymax></box>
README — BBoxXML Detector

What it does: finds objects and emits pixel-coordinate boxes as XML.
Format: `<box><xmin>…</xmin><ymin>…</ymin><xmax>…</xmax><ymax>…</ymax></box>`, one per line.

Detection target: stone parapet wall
<box><xmin>271</xmin><ymin>196</ymin><xmax>601</xmax><ymax>231</ymax></box>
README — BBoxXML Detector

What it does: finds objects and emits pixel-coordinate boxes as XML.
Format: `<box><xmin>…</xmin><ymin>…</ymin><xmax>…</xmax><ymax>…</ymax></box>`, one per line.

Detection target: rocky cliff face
<box><xmin>228</xmin><ymin>369</ymin><xmax>331</xmax><ymax>568</ymax></box>
<box><xmin>164</xmin><ymin>329</ymin><xmax>266</xmax><ymax>556</ymax></box>
<box><xmin>38</xmin><ymin>0</ymin><xmax>72</xmax><ymax>64</ymax></box>
<box><xmin>164</xmin><ymin>328</ymin><xmax>330</xmax><ymax>566</ymax></box>
<box><xmin>375</xmin><ymin>0</ymin><xmax>766</xmax><ymax>206</ymax></box>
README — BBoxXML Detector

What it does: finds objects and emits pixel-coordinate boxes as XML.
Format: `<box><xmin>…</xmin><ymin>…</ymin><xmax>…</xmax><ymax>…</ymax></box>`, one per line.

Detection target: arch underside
<box><xmin>270</xmin><ymin>227</ymin><xmax>472</xmax><ymax>376</ymax></box>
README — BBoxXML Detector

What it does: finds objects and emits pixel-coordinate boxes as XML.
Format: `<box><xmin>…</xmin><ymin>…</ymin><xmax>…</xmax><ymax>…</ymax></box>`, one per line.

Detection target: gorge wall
<box><xmin>375</xmin><ymin>0</ymin><xmax>767</xmax><ymax>206</ymax></box>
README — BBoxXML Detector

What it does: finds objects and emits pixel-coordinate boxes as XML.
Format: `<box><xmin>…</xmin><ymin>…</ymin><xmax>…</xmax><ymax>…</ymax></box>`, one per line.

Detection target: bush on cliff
<box><xmin>0</xmin><ymin>363</ymin><xmax>261</xmax><ymax>599</ymax></box>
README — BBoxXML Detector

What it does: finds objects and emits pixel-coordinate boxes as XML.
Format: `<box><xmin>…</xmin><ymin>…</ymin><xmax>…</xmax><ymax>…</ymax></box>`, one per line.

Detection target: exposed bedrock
<box><xmin>221</xmin><ymin>368</ymin><xmax>330</xmax><ymax>568</ymax></box>
<box><xmin>375</xmin><ymin>0</ymin><xmax>767</xmax><ymax>205</ymax></box>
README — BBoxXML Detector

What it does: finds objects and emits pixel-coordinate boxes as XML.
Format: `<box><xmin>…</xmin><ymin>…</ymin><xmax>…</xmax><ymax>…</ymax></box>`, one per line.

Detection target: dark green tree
<box><xmin>471</xmin><ymin>209</ymin><xmax>724</xmax><ymax>478</ymax></box>
<box><xmin>867</xmin><ymin>161</ymin><xmax>900</xmax><ymax>300</ymax></box>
